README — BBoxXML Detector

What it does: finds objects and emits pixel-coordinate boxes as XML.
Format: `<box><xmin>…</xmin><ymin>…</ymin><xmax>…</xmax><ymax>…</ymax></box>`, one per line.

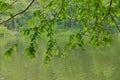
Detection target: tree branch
<box><xmin>0</xmin><ymin>0</ymin><xmax>35</xmax><ymax>25</ymax></box>
<box><xmin>110</xmin><ymin>13</ymin><xmax>120</xmax><ymax>32</ymax></box>
<box><xmin>99</xmin><ymin>0</ymin><xmax>112</xmax><ymax>24</ymax></box>
<box><xmin>99</xmin><ymin>0</ymin><xmax>120</xmax><ymax>32</ymax></box>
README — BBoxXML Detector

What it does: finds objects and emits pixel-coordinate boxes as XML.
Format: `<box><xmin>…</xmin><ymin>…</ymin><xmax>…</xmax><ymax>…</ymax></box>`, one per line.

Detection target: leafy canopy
<box><xmin>0</xmin><ymin>0</ymin><xmax>120</xmax><ymax>63</ymax></box>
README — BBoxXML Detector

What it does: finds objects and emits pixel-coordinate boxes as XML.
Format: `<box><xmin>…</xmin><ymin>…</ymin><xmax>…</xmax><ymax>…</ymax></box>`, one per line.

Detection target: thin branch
<box><xmin>0</xmin><ymin>0</ymin><xmax>35</xmax><ymax>25</ymax></box>
<box><xmin>109</xmin><ymin>0</ymin><xmax>112</xmax><ymax>12</ymax></box>
<box><xmin>99</xmin><ymin>0</ymin><xmax>120</xmax><ymax>32</ymax></box>
<box><xmin>99</xmin><ymin>12</ymin><xmax>109</xmax><ymax>24</ymax></box>
<box><xmin>110</xmin><ymin>13</ymin><xmax>120</xmax><ymax>32</ymax></box>
<box><xmin>99</xmin><ymin>0</ymin><xmax>112</xmax><ymax>24</ymax></box>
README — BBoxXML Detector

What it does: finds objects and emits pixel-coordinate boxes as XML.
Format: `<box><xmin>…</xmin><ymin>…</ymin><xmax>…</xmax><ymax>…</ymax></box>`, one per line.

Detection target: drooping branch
<box><xmin>99</xmin><ymin>0</ymin><xmax>112</xmax><ymax>24</ymax></box>
<box><xmin>110</xmin><ymin>13</ymin><xmax>120</xmax><ymax>32</ymax></box>
<box><xmin>0</xmin><ymin>0</ymin><xmax>35</xmax><ymax>25</ymax></box>
<box><xmin>99</xmin><ymin>0</ymin><xmax>120</xmax><ymax>32</ymax></box>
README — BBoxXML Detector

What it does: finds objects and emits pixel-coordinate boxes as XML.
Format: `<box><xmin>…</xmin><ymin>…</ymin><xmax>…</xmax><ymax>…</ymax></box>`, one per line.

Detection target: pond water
<box><xmin>0</xmin><ymin>37</ymin><xmax>120</xmax><ymax>80</ymax></box>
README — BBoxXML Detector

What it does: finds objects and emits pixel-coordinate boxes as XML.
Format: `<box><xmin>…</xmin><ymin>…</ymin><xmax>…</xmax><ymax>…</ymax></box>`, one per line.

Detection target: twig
<box><xmin>99</xmin><ymin>0</ymin><xmax>112</xmax><ymax>24</ymax></box>
<box><xmin>99</xmin><ymin>0</ymin><xmax>120</xmax><ymax>32</ymax></box>
<box><xmin>110</xmin><ymin>13</ymin><xmax>120</xmax><ymax>32</ymax></box>
<box><xmin>0</xmin><ymin>0</ymin><xmax>35</xmax><ymax>25</ymax></box>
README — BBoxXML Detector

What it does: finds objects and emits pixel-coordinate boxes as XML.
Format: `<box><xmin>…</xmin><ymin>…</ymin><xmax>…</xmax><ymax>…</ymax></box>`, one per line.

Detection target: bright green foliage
<box><xmin>0</xmin><ymin>0</ymin><xmax>120</xmax><ymax>62</ymax></box>
<box><xmin>0</xmin><ymin>1</ymin><xmax>11</xmax><ymax>12</ymax></box>
<box><xmin>4</xmin><ymin>43</ymin><xmax>17</xmax><ymax>58</ymax></box>
<box><xmin>24</xmin><ymin>27</ymin><xmax>41</xmax><ymax>58</ymax></box>
<box><xmin>0</xmin><ymin>26</ymin><xmax>11</xmax><ymax>34</ymax></box>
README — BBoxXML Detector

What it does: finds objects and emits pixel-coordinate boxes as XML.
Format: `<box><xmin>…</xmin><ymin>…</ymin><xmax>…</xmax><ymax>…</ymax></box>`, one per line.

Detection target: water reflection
<box><xmin>0</xmin><ymin>38</ymin><xmax>120</xmax><ymax>80</ymax></box>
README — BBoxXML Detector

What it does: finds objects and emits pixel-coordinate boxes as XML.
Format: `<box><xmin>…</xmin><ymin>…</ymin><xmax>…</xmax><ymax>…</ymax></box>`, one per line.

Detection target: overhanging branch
<box><xmin>99</xmin><ymin>0</ymin><xmax>120</xmax><ymax>32</ymax></box>
<box><xmin>0</xmin><ymin>0</ymin><xmax>35</xmax><ymax>25</ymax></box>
<box><xmin>99</xmin><ymin>0</ymin><xmax>112</xmax><ymax>24</ymax></box>
<box><xmin>110</xmin><ymin>13</ymin><xmax>120</xmax><ymax>32</ymax></box>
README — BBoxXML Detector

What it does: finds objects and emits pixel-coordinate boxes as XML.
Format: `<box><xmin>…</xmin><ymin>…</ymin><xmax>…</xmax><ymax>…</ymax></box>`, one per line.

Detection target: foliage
<box><xmin>0</xmin><ymin>0</ymin><xmax>120</xmax><ymax>62</ymax></box>
<box><xmin>0</xmin><ymin>1</ymin><xmax>11</xmax><ymax>12</ymax></box>
<box><xmin>0</xmin><ymin>26</ymin><xmax>11</xmax><ymax>34</ymax></box>
<box><xmin>4</xmin><ymin>43</ymin><xmax>17</xmax><ymax>58</ymax></box>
